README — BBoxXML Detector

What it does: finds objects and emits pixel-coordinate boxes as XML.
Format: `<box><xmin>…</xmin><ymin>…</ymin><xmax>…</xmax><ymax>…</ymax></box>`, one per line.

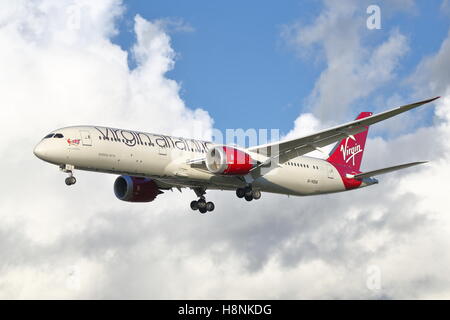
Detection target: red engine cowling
<box><xmin>114</xmin><ymin>176</ymin><xmax>163</xmax><ymax>202</ymax></box>
<box><xmin>206</xmin><ymin>146</ymin><xmax>255</xmax><ymax>175</ymax></box>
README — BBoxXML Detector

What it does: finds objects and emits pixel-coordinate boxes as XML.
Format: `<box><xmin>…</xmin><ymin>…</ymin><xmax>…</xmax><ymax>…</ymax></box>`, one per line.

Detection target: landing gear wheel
<box><xmin>252</xmin><ymin>190</ymin><xmax>261</xmax><ymax>200</ymax></box>
<box><xmin>244</xmin><ymin>186</ymin><xmax>253</xmax><ymax>198</ymax></box>
<box><xmin>199</xmin><ymin>207</ymin><xmax>207</xmax><ymax>214</ymax></box>
<box><xmin>65</xmin><ymin>176</ymin><xmax>76</xmax><ymax>186</ymax></box>
<box><xmin>244</xmin><ymin>194</ymin><xmax>253</xmax><ymax>201</ymax></box>
<box><xmin>236</xmin><ymin>188</ymin><xmax>245</xmax><ymax>198</ymax></box>
<box><xmin>197</xmin><ymin>199</ymin><xmax>206</xmax><ymax>210</ymax></box>
<box><xmin>206</xmin><ymin>202</ymin><xmax>215</xmax><ymax>212</ymax></box>
<box><xmin>190</xmin><ymin>200</ymin><xmax>199</xmax><ymax>211</ymax></box>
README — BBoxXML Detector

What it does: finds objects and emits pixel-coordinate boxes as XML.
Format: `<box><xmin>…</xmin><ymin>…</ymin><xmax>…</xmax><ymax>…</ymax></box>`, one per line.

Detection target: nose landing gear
<box><xmin>65</xmin><ymin>176</ymin><xmax>76</xmax><ymax>186</ymax></box>
<box><xmin>61</xmin><ymin>164</ymin><xmax>76</xmax><ymax>186</ymax></box>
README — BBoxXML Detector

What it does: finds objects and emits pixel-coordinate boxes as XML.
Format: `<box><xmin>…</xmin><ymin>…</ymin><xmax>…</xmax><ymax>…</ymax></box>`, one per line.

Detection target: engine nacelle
<box><xmin>114</xmin><ymin>175</ymin><xmax>162</xmax><ymax>202</ymax></box>
<box><xmin>206</xmin><ymin>146</ymin><xmax>255</xmax><ymax>175</ymax></box>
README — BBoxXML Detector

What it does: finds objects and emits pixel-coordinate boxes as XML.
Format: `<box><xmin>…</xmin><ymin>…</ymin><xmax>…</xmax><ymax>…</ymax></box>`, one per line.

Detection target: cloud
<box><xmin>441</xmin><ymin>0</ymin><xmax>450</xmax><ymax>16</ymax></box>
<box><xmin>282</xmin><ymin>1</ymin><xmax>409</xmax><ymax>123</ymax></box>
<box><xmin>410</xmin><ymin>29</ymin><xmax>450</xmax><ymax>97</ymax></box>
<box><xmin>276</xmin><ymin>0</ymin><xmax>450</xmax><ymax>299</ymax></box>
<box><xmin>0</xmin><ymin>0</ymin><xmax>214</xmax><ymax>298</ymax></box>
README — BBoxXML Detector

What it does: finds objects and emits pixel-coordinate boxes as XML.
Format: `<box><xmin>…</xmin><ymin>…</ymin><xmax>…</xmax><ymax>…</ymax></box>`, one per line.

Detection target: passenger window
<box><xmin>54</xmin><ymin>133</ymin><xmax>64</xmax><ymax>138</ymax></box>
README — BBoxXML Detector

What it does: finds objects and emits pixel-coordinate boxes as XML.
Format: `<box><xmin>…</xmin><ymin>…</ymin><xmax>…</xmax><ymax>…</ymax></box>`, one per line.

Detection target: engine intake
<box><xmin>206</xmin><ymin>146</ymin><xmax>255</xmax><ymax>175</ymax></box>
<box><xmin>114</xmin><ymin>176</ymin><xmax>162</xmax><ymax>202</ymax></box>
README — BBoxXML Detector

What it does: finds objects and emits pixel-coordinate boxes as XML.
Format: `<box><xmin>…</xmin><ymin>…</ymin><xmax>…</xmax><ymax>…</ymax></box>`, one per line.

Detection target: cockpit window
<box><xmin>54</xmin><ymin>133</ymin><xmax>64</xmax><ymax>138</ymax></box>
<box><xmin>43</xmin><ymin>133</ymin><xmax>54</xmax><ymax>139</ymax></box>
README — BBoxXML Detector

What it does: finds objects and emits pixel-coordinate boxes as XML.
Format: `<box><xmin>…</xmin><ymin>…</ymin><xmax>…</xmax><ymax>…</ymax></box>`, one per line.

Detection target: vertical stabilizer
<box><xmin>327</xmin><ymin>112</ymin><xmax>372</xmax><ymax>171</ymax></box>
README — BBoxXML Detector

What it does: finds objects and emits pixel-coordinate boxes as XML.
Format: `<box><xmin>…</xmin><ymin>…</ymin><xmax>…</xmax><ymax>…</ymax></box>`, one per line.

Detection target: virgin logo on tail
<box><xmin>340</xmin><ymin>136</ymin><xmax>362</xmax><ymax>166</ymax></box>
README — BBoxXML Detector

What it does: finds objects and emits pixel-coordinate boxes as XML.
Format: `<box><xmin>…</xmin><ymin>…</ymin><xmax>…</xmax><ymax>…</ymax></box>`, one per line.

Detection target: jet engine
<box><xmin>114</xmin><ymin>175</ymin><xmax>163</xmax><ymax>202</ymax></box>
<box><xmin>206</xmin><ymin>146</ymin><xmax>255</xmax><ymax>175</ymax></box>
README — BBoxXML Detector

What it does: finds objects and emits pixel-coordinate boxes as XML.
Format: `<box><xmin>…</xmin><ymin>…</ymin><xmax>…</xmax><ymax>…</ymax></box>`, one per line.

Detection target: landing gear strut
<box><xmin>236</xmin><ymin>185</ymin><xmax>261</xmax><ymax>202</ymax></box>
<box><xmin>190</xmin><ymin>188</ymin><xmax>215</xmax><ymax>214</ymax></box>
<box><xmin>61</xmin><ymin>164</ymin><xmax>76</xmax><ymax>186</ymax></box>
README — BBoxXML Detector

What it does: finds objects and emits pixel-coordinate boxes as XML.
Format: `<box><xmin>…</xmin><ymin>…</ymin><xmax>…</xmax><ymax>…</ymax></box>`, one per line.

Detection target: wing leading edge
<box><xmin>247</xmin><ymin>97</ymin><xmax>440</xmax><ymax>164</ymax></box>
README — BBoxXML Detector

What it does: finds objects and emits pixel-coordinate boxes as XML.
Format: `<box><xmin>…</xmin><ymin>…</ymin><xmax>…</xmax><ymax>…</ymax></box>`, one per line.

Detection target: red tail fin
<box><xmin>327</xmin><ymin>112</ymin><xmax>372</xmax><ymax>171</ymax></box>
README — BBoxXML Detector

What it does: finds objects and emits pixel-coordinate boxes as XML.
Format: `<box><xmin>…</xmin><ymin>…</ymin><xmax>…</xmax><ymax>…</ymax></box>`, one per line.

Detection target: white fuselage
<box><xmin>34</xmin><ymin>126</ymin><xmax>371</xmax><ymax>196</ymax></box>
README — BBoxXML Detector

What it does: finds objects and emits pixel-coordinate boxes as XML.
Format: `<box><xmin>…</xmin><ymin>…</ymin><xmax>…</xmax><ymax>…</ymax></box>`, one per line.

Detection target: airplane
<box><xmin>33</xmin><ymin>97</ymin><xmax>439</xmax><ymax>214</ymax></box>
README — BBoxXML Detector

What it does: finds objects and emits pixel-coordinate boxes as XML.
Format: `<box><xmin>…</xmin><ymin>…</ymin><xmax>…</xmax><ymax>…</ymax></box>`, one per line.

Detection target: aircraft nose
<box><xmin>33</xmin><ymin>142</ymin><xmax>46</xmax><ymax>160</ymax></box>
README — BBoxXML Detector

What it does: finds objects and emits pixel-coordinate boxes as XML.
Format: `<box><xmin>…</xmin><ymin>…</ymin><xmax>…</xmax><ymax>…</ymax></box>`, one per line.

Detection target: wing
<box><xmin>247</xmin><ymin>97</ymin><xmax>440</xmax><ymax>164</ymax></box>
<box><xmin>349</xmin><ymin>161</ymin><xmax>427</xmax><ymax>180</ymax></box>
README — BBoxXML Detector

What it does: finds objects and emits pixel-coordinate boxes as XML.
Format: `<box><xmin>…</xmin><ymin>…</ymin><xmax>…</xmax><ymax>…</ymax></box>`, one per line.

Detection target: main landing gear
<box><xmin>236</xmin><ymin>185</ymin><xmax>261</xmax><ymax>202</ymax></box>
<box><xmin>190</xmin><ymin>197</ymin><xmax>215</xmax><ymax>214</ymax></box>
<box><xmin>61</xmin><ymin>164</ymin><xmax>76</xmax><ymax>186</ymax></box>
<box><xmin>190</xmin><ymin>188</ymin><xmax>215</xmax><ymax>214</ymax></box>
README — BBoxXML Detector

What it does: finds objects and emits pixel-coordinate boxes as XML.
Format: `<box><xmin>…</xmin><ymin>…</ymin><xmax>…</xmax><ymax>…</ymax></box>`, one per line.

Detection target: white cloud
<box><xmin>277</xmin><ymin>0</ymin><xmax>450</xmax><ymax>299</ymax></box>
<box><xmin>282</xmin><ymin>1</ymin><xmax>409</xmax><ymax>122</ymax></box>
<box><xmin>0</xmin><ymin>0</ymin><xmax>214</xmax><ymax>298</ymax></box>
<box><xmin>410</xmin><ymin>29</ymin><xmax>450</xmax><ymax>98</ymax></box>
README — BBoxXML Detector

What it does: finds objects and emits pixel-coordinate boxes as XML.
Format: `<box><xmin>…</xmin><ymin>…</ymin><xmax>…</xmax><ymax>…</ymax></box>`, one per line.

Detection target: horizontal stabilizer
<box><xmin>349</xmin><ymin>161</ymin><xmax>428</xmax><ymax>180</ymax></box>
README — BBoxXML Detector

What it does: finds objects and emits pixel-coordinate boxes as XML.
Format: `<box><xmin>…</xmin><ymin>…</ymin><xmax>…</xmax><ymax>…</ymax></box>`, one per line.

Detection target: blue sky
<box><xmin>112</xmin><ymin>1</ymin><xmax>449</xmax><ymax>136</ymax></box>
